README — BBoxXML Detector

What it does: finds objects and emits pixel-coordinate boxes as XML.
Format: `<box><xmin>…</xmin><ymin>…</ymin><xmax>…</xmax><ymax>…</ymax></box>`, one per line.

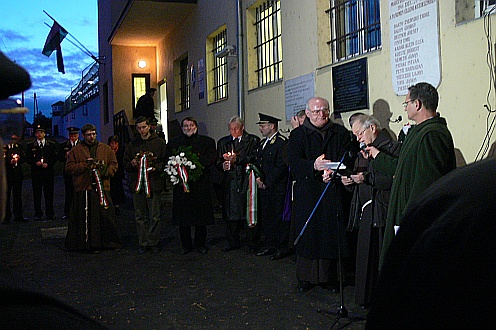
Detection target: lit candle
<box><xmin>12</xmin><ymin>153</ymin><xmax>19</xmax><ymax>166</ymax></box>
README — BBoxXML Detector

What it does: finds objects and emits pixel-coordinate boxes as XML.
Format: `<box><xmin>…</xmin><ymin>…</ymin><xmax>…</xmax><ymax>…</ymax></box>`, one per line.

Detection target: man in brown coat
<box><xmin>65</xmin><ymin>124</ymin><xmax>122</xmax><ymax>253</ymax></box>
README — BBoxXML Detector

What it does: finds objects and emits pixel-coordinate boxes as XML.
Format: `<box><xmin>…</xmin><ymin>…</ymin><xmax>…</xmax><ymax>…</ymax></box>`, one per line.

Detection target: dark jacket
<box><xmin>255</xmin><ymin>132</ymin><xmax>288</xmax><ymax>194</ymax></box>
<box><xmin>217</xmin><ymin>131</ymin><xmax>260</xmax><ymax>221</ymax></box>
<box><xmin>168</xmin><ymin>133</ymin><xmax>217</xmax><ymax>226</ymax></box>
<box><xmin>26</xmin><ymin>139</ymin><xmax>58</xmax><ymax>174</ymax></box>
<box><xmin>124</xmin><ymin>133</ymin><xmax>167</xmax><ymax>193</ymax></box>
<box><xmin>4</xmin><ymin>141</ymin><xmax>25</xmax><ymax>181</ymax></box>
<box><xmin>287</xmin><ymin>119</ymin><xmax>357</xmax><ymax>259</ymax></box>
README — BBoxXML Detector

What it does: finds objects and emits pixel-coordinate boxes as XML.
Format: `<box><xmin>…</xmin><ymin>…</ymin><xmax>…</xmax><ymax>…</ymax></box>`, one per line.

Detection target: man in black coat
<box><xmin>26</xmin><ymin>125</ymin><xmax>58</xmax><ymax>221</ymax></box>
<box><xmin>253</xmin><ymin>113</ymin><xmax>289</xmax><ymax>258</ymax></box>
<box><xmin>58</xmin><ymin>127</ymin><xmax>80</xmax><ymax>220</ymax></box>
<box><xmin>217</xmin><ymin>116</ymin><xmax>260</xmax><ymax>252</ymax></box>
<box><xmin>2</xmin><ymin>134</ymin><xmax>27</xmax><ymax>223</ymax></box>
<box><xmin>134</xmin><ymin>88</ymin><xmax>156</xmax><ymax>120</ymax></box>
<box><xmin>287</xmin><ymin>97</ymin><xmax>357</xmax><ymax>293</ymax></box>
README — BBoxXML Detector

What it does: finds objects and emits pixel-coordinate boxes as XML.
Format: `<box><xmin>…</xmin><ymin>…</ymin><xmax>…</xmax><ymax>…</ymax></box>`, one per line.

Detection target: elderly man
<box><xmin>124</xmin><ymin>116</ymin><xmax>167</xmax><ymax>254</ymax></box>
<box><xmin>65</xmin><ymin>124</ymin><xmax>122</xmax><ymax>253</ymax></box>
<box><xmin>338</xmin><ymin>115</ymin><xmax>400</xmax><ymax>307</ymax></box>
<box><xmin>217</xmin><ymin>116</ymin><xmax>260</xmax><ymax>252</ymax></box>
<box><xmin>254</xmin><ymin>113</ymin><xmax>289</xmax><ymax>258</ymax></box>
<box><xmin>287</xmin><ymin>96</ymin><xmax>357</xmax><ymax>293</ymax></box>
<box><xmin>366</xmin><ymin>82</ymin><xmax>456</xmax><ymax>267</ymax></box>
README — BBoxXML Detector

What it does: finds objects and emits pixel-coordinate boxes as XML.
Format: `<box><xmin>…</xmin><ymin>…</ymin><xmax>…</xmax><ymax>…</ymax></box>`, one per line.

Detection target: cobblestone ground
<box><xmin>1</xmin><ymin>175</ymin><xmax>367</xmax><ymax>329</ymax></box>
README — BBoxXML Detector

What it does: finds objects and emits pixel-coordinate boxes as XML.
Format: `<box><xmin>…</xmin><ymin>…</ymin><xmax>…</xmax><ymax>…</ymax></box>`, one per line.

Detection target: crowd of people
<box><xmin>8</xmin><ymin>67</ymin><xmax>493</xmax><ymax>325</ymax></box>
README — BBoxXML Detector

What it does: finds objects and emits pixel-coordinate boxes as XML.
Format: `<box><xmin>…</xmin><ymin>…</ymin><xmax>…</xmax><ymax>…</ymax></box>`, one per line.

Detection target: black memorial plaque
<box><xmin>332</xmin><ymin>57</ymin><xmax>368</xmax><ymax>113</ymax></box>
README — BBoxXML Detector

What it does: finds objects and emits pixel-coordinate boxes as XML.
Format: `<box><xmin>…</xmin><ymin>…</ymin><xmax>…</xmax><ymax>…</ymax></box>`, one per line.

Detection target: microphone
<box><xmin>359</xmin><ymin>141</ymin><xmax>369</xmax><ymax>156</ymax></box>
<box><xmin>389</xmin><ymin>115</ymin><xmax>402</xmax><ymax>123</ymax></box>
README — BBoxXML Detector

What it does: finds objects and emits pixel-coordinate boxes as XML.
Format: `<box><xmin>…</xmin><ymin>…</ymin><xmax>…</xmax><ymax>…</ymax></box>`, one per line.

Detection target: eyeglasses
<box><xmin>309</xmin><ymin>108</ymin><xmax>330</xmax><ymax>115</ymax></box>
<box><xmin>402</xmin><ymin>99</ymin><xmax>416</xmax><ymax>108</ymax></box>
<box><xmin>355</xmin><ymin>126</ymin><xmax>370</xmax><ymax>138</ymax></box>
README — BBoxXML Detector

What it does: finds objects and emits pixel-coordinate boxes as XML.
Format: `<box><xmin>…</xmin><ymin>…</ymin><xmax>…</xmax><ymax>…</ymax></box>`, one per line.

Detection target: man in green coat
<box><xmin>366</xmin><ymin>82</ymin><xmax>456</xmax><ymax>267</ymax></box>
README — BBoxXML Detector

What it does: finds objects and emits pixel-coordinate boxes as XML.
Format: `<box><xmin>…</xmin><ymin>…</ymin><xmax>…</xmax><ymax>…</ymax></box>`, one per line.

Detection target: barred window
<box><xmin>179</xmin><ymin>57</ymin><xmax>190</xmax><ymax>111</ymax></box>
<box><xmin>210</xmin><ymin>28</ymin><xmax>228</xmax><ymax>102</ymax></box>
<box><xmin>328</xmin><ymin>0</ymin><xmax>381</xmax><ymax>62</ymax></box>
<box><xmin>254</xmin><ymin>0</ymin><xmax>282</xmax><ymax>87</ymax></box>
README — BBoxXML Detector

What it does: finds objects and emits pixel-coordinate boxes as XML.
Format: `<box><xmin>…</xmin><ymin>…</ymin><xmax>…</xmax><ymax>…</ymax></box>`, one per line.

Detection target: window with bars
<box><xmin>254</xmin><ymin>0</ymin><xmax>282</xmax><ymax>87</ymax></box>
<box><xmin>328</xmin><ymin>0</ymin><xmax>381</xmax><ymax>62</ymax></box>
<box><xmin>210</xmin><ymin>29</ymin><xmax>228</xmax><ymax>102</ymax></box>
<box><xmin>179</xmin><ymin>57</ymin><xmax>190</xmax><ymax>111</ymax></box>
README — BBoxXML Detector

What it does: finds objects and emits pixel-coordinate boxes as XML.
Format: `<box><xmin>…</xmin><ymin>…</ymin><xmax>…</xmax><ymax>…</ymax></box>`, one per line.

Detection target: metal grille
<box><xmin>254</xmin><ymin>0</ymin><xmax>282</xmax><ymax>87</ymax></box>
<box><xmin>179</xmin><ymin>57</ymin><xmax>190</xmax><ymax>110</ymax></box>
<box><xmin>212</xmin><ymin>29</ymin><xmax>228</xmax><ymax>101</ymax></box>
<box><xmin>328</xmin><ymin>0</ymin><xmax>381</xmax><ymax>62</ymax></box>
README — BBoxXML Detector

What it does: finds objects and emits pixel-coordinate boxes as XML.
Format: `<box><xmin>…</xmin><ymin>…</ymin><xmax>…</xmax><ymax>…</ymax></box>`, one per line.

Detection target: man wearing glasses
<box><xmin>365</xmin><ymin>82</ymin><xmax>456</xmax><ymax>267</ymax></box>
<box><xmin>287</xmin><ymin>96</ymin><xmax>357</xmax><ymax>293</ymax></box>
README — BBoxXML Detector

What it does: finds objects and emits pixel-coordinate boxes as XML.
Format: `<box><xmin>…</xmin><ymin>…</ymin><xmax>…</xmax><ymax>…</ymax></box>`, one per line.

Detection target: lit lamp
<box><xmin>138</xmin><ymin>60</ymin><xmax>147</xmax><ymax>69</ymax></box>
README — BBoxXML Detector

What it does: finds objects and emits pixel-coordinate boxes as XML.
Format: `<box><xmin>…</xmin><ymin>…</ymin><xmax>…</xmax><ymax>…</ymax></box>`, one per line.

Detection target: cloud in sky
<box><xmin>0</xmin><ymin>1</ymin><xmax>97</xmax><ymax>121</ymax></box>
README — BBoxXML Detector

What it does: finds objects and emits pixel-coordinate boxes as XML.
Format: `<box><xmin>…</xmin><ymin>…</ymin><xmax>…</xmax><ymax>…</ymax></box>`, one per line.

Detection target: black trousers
<box><xmin>32</xmin><ymin>173</ymin><xmax>55</xmax><ymax>218</ymax></box>
<box><xmin>63</xmin><ymin>173</ymin><xmax>74</xmax><ymax>217</ymax></box>
<box><xmin>179</xmin><ymin>225</ymin><xmax>207</xmax><ymax>249</ymax></box>
<box><xmin>4</xmin><ymin>179</ymin><xmax>23</xmax><ymax>220</ymax></box>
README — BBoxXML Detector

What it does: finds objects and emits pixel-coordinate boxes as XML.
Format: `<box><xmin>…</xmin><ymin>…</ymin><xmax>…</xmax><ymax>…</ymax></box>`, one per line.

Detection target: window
<box><xmin>456</xmin><ymin>1</ymin><xmax>496</xmax><ymax>23</ymax></box>
<box><xmin>207</xmin><ymin>27</ymin><xmax>228</xmax><ymax>103</ymax></box>
<box><xmin>328</xmin><ymin>0</ymin><xmax>381</xmax><ymax>62</ymax></box>
<box><xmin>179</xmin><ymin>57</ymin><xmax>190</xmax><ymax>111</ymax></box>
<box><xmin>253</xmin><ymin>0</ymin><xmax>282</xmax><ymax>87</ymax></box>
<box><xmin>174</xmin><ymin>54</ymin><xmax>190</xmax><ymax>112</ymax></box>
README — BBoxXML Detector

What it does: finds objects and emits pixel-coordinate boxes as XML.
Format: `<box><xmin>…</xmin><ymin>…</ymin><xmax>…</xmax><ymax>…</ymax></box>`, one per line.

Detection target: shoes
<box><xmin>197</xmin><ymin>247</ymin><xmax>208</xmax><ymax>254</ymax></box>
<box><xmin>1</xmin><ymin>219</ymin><xmax>11</xmax><ymax>225</ymax></box>
<box><xmin>15</xmin><ymin>217</ymin><xmax>29</xmax><ymax>222</ymax></box>
<box><xmin>138</xmin><ymin>247</ymin><xmax>150</xmax><ymax>254</ymax></box>
<box><xmin>91</xmin><ymin>250</ymin><xmax>101</xmax><ymax>254</ymax></box>
<box><xmin>248</xmin><ymin>247</ymin><xmax>259</xmax><ymax>254</ymax></box>
<box><xmin>46</xmin><ymin>216</ymin><xmax>56</xmax><ymax>221</ymax></box>
<box><xmin>322</xmin><ymin>282</ymin><xmax>340</xmax><ymax>293</ymax></box>
<box><xmin>297</xmin><ymin>281</ymin><xmax>314</xmax><ymax>293</ymax></box>
<box><xmin>270</xmin><ymin>250</ymin><xmax>292</xmax><ymax>260</ymax></box>
<box><xmin>151</xmin><ymin>246</ymin><xmax>161</xmax><ymax>253</ymax></box>
<box><xmin>179</xmin><ymin>248</ymin><xmax>192</xmax><ymax>255</ymax></box>
<box><xmin>222</xmin><ymin>245</ymin><xmax>240</xmax><ymax>252</ymax></box>
<box><xmin>62</xmin><ymin>215</ymin><xmax>69</xmax><ymax>221</ymax></box>
<box><xmin>34</xmin><ymin>217</ymin><xmax>43</xmax><ymax>221</ymax></box>
<box><xmin>256</xmin><ymin>247</ymin><xmax>276</xmax><ymax>256</ymax></box>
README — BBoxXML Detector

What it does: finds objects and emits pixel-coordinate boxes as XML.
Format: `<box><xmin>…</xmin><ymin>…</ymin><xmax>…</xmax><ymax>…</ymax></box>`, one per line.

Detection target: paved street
<box><xmin>1</xmin><ymin>175</ymin><xmax>367</xmax><ymax>329</ymax></box>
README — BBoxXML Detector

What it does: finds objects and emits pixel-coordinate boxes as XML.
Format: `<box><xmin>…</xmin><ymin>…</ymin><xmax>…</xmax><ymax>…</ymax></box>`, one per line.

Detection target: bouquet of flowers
<box><xmin>164</xmin><ymin>146</ymin><xmax>204</xmax><ymax>192</ymax></box>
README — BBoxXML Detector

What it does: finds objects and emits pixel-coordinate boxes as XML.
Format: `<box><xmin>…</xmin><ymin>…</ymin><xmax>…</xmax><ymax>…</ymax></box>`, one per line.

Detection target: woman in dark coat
<box><xmin>345</xmin><ymin>115</ymin><xmax>401</xmax><ymax>307</ymax></box>
<box><xmin>167</xmin><ymin>117</ymin><xmax>217</xmax><ymax>255</ymax></box>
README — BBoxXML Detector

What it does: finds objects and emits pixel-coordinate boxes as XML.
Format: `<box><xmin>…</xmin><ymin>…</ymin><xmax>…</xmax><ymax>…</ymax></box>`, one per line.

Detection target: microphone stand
<box><xmin>293</xmin><ymin>151</ymin><xmax>365</xmax><ymax>329</ymax></box>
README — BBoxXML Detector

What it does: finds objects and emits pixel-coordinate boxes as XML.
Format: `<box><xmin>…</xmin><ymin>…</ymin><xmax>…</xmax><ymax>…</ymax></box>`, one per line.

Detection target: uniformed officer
<box><xmin>254</xmin><ymin>113</ymin><xmax>290</xmax><ymax>258</ymax></box>
<box><xmin>2</xmin><ymin>134</ymin><xmax>27</xmax><ymax>223</ymax></box>
<box><xmin>59</xmin><ymin>127</ymin><xmax>80</xmax><ymax>220</ymax></box>
<box><xmin>26</xmin><ymin>124</ymin><xmax>58</xmax><ymax>220</ymax></box>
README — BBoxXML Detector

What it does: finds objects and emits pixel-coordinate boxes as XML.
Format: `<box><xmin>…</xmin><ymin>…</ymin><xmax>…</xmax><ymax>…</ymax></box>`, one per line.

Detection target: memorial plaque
<box><xmin>332</xmin><ymin>57</ymin><xmax>368</xmax><ymax>113</ymax></box>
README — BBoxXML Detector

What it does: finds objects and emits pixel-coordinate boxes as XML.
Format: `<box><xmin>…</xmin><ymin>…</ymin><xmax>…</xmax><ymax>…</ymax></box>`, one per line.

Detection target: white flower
<box><xmin>179</xmin><ymin>152</ymin><xmax>185</xmax><ymax>157</ymax></box>
<box><xmin>190</xmin><ymin>164</ymin><xmax>196</xmax><ymax>169</ymax></box>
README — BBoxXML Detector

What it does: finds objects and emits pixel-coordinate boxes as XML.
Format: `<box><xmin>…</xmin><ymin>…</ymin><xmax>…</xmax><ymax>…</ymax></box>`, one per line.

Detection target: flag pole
<box><xmin>43</xmin><ymin>10</ymin><xmax>101</xmax><ymax>64</ymax></box>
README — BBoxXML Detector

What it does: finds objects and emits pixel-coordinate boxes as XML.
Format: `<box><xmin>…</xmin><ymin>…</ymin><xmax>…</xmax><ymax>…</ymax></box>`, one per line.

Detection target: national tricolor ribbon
<box><xmin>176</xmin><ymin>164</ymin><xmax>190</xmax><ymax>192</ymax></box>
<box><xmin>245</xmin><ymin>164</ymin><xmax>263</xmax><ymax>228</ymax></box>
<box><xmin>135</xmin><ymin>154</ymin><xmax>151</xmax><ymax>197</ymax></box>
<box><xmin>92</xmin><ymin>168</ymin><xmax>108</xmax><ymax>208</ymax></box>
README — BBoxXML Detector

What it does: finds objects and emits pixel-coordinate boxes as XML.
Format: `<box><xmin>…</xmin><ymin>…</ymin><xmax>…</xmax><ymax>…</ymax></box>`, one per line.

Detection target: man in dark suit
<box><xmin>26</xmin><ymin>125</ymin><xmax>58</xmax><ymax>221</ymax></box>
<box><xmin>59</xmin><ymin>127</ymin><xmax>80</xmax><ymax>220</ymax></box>
<box><xmin>217</xmin><ymin>116</ymin><xmax>260</xmax><ymax>252</ymax></box>
<box><xmin>253</xmin><ymin>113</ymin><xmax>289</xmax><ymax>258</ymax></box>
<box><xmin>2</xmin><ymin>134</ymin><xmax>27</xmax><ymax>223</ymax></box>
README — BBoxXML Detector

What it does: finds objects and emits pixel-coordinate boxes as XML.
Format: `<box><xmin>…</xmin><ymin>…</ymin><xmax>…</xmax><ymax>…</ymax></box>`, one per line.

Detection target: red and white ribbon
<box><xmin>135</xmin><ymin>154</ymin><xmax>151</xmax><ymax>197</ymax></box>
<box><xmin>92</xmin><ymin>168</ymin><xmax>108</xmax><ymax>208</ymax></box>
<box><xmin>176</xmin><ymin>164</ymin><xmax>190</xmax><ymax>192</ymax></box>
<box><xmin>246</xmin><ymin>164</ymin><xmax>260</xmax><ymax>228</ymax></box>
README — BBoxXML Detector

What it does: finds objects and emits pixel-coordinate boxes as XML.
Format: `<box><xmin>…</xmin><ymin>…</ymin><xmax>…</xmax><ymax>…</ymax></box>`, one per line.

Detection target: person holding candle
<box><xmin>26</xmin><ymin>125</ymin><xmax>58</xmax><ymax>221</ymax></box>
<box><xmin>216</xmin><ymin>116</ymin><xmax>260</xmax><ymax>252</ymax></box>
<box><xmin>2</xmin><ymin>134</ymin><xmax>27</xmax><ymax>223</ymax></box>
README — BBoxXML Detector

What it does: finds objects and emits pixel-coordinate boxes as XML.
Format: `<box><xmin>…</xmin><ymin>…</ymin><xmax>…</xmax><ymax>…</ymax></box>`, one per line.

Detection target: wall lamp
<box><xmin>138</xmin><ymin>60</ymin><xmax>147</xmax><ymax>69</ymax></box>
